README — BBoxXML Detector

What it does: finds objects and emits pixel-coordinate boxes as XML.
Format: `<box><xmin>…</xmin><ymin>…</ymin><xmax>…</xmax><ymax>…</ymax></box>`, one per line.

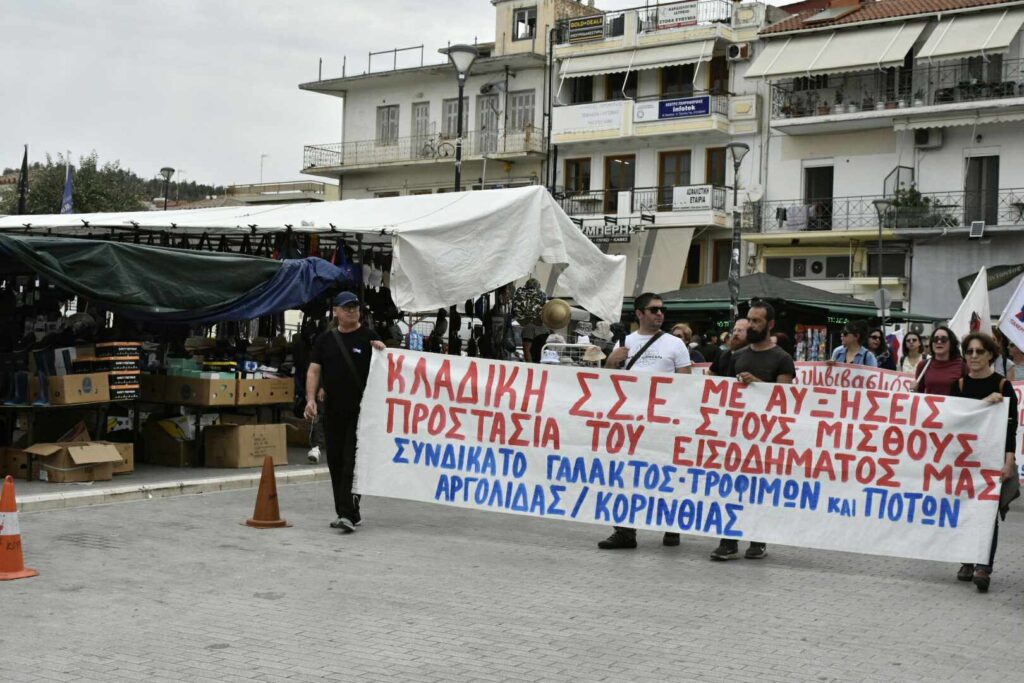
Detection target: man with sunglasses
<box><xmin>598</xmin><ymin>292</ymin><xmax>691</xmax><ymax>550</ymax></box>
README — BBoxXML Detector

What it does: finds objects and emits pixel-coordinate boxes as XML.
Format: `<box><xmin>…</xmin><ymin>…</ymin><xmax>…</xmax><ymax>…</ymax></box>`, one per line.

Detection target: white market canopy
<box><xmin>0</xmin><ymin>186</ymin><xmax>626</xmax><ymax>322</ymax></box>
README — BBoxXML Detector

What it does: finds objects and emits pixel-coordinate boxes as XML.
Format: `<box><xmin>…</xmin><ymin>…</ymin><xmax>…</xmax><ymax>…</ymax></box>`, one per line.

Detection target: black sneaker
<box><xmin>598</xmin><ymin>531</ymin><xmax>637</xmax><ymax>550</ymax></box>
<box><xmin>662</xmin><ymin>532</ymin><xmax>680</xmax><ymax>547</ymax></box>
<box><xmin>957</xmin><ymin>563</ymin><xmax>975</xmax><ymax>582</ymax></box>
<box><xmin>744</xmin><ymin>542</ymin><xmax>767</xmax><ymax>559</ymax></box>
<box><xmin>710</xmin><ymin>540</ymin><xmax>739</xmax><ymax>561</ymax></box>
<box><xmin>973</xmin><ymin>569</ymin><xmax>990</xmax><ymax>593</ymax></box>
<box><xmin>330</xmin><ymin>516</ymin><xmax>356</xmax><ymax>533</ymax></box>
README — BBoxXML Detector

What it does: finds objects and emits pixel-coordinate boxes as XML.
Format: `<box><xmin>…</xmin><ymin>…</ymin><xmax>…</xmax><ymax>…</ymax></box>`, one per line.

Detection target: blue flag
<box><xmin>60</xmin><ymin>164</ymin><xmax>73</xmax><ymax>214</ymax></box>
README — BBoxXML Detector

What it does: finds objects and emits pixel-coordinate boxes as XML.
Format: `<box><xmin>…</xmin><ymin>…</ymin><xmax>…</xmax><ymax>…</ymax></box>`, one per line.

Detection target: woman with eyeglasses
<box><xmin>899</xmin><ymin>332</ymin><xmax>924</xmax><ymax>373</ymax></box>
<box><xmin>948</xmin><ymin>332</ymin><xmax>1018</xmax><ymax>592</ymax></box>
<box><xmin>914</xmin><ymin>325</ymin><xmax>964</xmax><ymax>396</ymax></box>
<box><xmin>828</xmin><ymin>321</ymin><xmax>877</xmax><ymax>366</ymax></box>
<box><xmin>866</xmin><ymin>328</ymin><xmax>897</xmax><ymax>370</ymax></box>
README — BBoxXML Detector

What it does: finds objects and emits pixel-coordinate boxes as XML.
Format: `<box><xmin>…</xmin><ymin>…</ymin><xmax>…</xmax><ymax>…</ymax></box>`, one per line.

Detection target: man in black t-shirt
<box><xmin>711</xmin><ymin>301</ymin><xmax>794</xmax><ymax>562</ymax></box>
<box><xmin>709</xmin><ymin>318</ymin><xmax>749</xmax><ymax>377</ymax></box>
<box><xmin>305</xmin><ymin>292</ymin><xmax>384</xmax><ymax>532</ymax></box>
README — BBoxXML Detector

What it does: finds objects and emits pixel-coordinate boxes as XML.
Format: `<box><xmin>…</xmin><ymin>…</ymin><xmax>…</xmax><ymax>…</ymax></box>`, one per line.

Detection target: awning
<box><xmin>894</xmin><ymin>109</ymin><xmax>1024</xmax><ymax>130</ymax></box>
<box><xmin>560</xmin><ymin>40</ymin><xmax>713</xmax><ymax>78</ymax></box>
<box><xmin>746</xmin><ymin>22</ymin><xmax>926</xmax><ymax>79</ymax></box>
<box><xmin>918</xmin><ymin>8</ymin><xmax>1024</xmax><ymax>61</ymax></box>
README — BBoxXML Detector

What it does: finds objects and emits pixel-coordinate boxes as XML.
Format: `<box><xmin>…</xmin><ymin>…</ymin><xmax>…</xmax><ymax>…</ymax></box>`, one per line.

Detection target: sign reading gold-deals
<box><xmin>357</xmin><ymin>350</ymin><xmax>1006</xmax><ymax>563</ymax></box>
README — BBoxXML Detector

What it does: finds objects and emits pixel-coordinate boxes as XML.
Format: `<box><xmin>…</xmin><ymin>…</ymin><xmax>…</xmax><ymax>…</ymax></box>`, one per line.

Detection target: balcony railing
<box><xmin>770</xmin><ymin>57</ymin><xmax>1024</xmax><ymax>119</ymax></box>
<box><xmin>303</xmin><ymin>126</ymin><xmax>546</xmax><ymax>170</ymax></box>
<box><xmin>748</xmin><ymin>188</ymin><xmax>1024</xmax><ymax>232</ymax></box>
<box><xmin>555</xmin><ymin>0</ymin><xmax>733</xmax><ymax>44</ymax></box>
<box><xmin>554</xmin><ymin>185</ymin><xmax>727</xmax><ymax>215</ymax></box>
<box><xmin>227</xmin><ymin>181</ymin><xmax>327</xmax><ymax>197</ymax></box>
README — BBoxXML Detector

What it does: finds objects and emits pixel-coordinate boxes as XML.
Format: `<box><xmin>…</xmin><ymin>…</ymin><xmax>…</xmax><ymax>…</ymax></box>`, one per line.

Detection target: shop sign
<box><xmin>552</xmin><ymin>101</ymin><xmax>627</xmax><ymax>136</ymax></box>
<box><xmin>633</xmin><ymin>95</ymin><xmax>711</xmax><ymax>122</ymax></box>
<box><xmin>671</xmin><ymin>184</ymin><xmax>713</xmax><ymax>211</ymax></box>
<box><xmin>652</xmin><ymin>1</ymin><xmax>700</xmax><ymax>30</ymax></box>
<box><xmin>566</xmin><ymin>15</ymin><xmax>605</xmax><ymax>44</ymax></box>
<box><xmin>579</xmin><ymin>222</ymin><xmax>634</xmax><ymax>244</ymax></box>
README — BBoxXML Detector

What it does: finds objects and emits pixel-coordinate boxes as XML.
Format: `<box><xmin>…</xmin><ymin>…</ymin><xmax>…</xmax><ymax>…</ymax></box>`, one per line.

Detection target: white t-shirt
<box><xmin>623</xmin><ymin>331</ymin><xmax>691</xmax><ymax>373</ymax></box>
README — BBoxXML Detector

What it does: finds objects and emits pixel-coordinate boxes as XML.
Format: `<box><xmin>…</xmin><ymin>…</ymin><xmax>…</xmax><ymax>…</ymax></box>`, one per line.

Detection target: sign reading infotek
<box><xmin>357</xmin><ymin>350</ymin><xmax>1007</xmax><ymax>563</ymax></box>
<box><xmin>634</xmin><ymin>95</ymin><xmax>712</xmax><ymax>122</ymax></box>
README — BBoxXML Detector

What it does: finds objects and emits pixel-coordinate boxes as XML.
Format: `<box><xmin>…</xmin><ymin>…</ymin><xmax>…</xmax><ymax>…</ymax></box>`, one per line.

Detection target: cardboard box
<box><xmin>139</xmin><ymin>374</ymin><xmax>166</xmax><ymax>402</ymax></box>
<box><xmin>164</xmin><ymin>377</ymin><xmax>235</xmax><ymax>406</ymax></box>
<box><xmin>140</xmin><ymin>420</ymin><xmax>196</xmax><ymax>467</ymax></box>
<box><xmin>48</xmin><ymin>373</ymin><xmax>110</xmax><ymax>405</ymax></box>
<box><xmin>2</xmin><ymin>448</ymin><xmax>31</xmax><ymax>480</ymax></box>
<box><xmin>23</xmin><ymin>441</ymin><xmax>122</xmax><ymax>483</ymax></box>
<box><xmin>236</xmin><ymin>378</ymin><xmax>294</xmax><ymax>405</ymax></box>
<box><xmin>283</xmin><ymin>416</ymin><xmax>312</xmax><ymax>448</ymax></box>
<box><xmin>204</xmin><ymin>423</ymin><xmax>287</xmax><ymax>468</ymax></box>
<box><xmin>103</xmin><ymin>442</ymin><xmax>134</xmax><ymax>475</ymax></box>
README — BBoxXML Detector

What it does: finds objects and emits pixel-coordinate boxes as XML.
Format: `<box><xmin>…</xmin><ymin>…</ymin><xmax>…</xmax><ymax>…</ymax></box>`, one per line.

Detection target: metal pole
<box><xmin>729</xmin><ymin>160</ymin><xmax>741</xmax><ymax>324</ymax></box>
<box><xmin>163</xmin><ymin>177</ymin><xmax>170</xmax><ymax>211</ymax></box>
<box><xmin>878</xmin><ymin>214</ymin><xmax>885</xmax><ymax>331</ymax></box>
<box><xmin>455</xmin><ymin>79</ymin><xmax>465</xmax><ymax>192</ymax></box>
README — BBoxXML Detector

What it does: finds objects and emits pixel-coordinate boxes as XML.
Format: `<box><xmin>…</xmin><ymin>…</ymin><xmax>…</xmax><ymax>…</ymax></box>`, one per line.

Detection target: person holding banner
<box><xmin>305</xmin><ymin>292</ymin><xmax>387</xmax><ymax>533</ymax></box>
<box><xmin>899</xmin><ymin>332</ymin><xmax>924</xmax><ymax>373</ymax></box>
<box><xmin>829</xmin><ymin>321</ymin><xmax>877</xmax><ymax>366</ymax></box>
<box><xmin>709</xmin><ymin>318</ymin><xmax>749</xmax><ymax>376</ymax></box>
<box><xmin>948</xmin><ymin>332</ymin><xmax>1018</xmax><ymax>592</ymax></box>
<box><xmin>710</xmin><ymin>300</ymin><xmax>794</xmax><ymax>561</ymax></box>
<box><xmin>867</xmin><ymin>328</ymin><xmax>897</xmax><ymax>370</ymax></box>
<box><xmin>598</xmin><ymin>293</ymin><xmax>692</xmax><ymax>550</ymax></box>
<box><xmin>914</xmin><ymin>326</ymin><xmax>964</xmax><ymax>396</ymax></box>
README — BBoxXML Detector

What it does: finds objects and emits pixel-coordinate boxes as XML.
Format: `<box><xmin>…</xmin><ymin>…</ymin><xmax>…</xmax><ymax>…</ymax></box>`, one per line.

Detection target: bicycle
<box><xmin>419</xmin><ymin>134</ymin><xmax>456</xmax><ymax>159</ymax></box>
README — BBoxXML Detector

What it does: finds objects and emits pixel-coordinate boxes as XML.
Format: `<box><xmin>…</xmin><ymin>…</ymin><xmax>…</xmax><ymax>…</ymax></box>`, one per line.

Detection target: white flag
<box><xmin>998</xmin><ymin>273</ymin><xmax>1024</xmax><ymax>350</ymax></box>
<box><xmin>948</xmin><ymin>267</ymin><xmax>990</xmax><ymax>340</ymax></box>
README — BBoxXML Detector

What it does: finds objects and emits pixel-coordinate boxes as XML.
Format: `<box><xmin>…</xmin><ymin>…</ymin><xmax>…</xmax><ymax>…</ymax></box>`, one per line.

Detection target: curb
<box><xmin>17</xmin><ymin>466</ymin><xmax>331</xmax><ymax>513</ymax></box>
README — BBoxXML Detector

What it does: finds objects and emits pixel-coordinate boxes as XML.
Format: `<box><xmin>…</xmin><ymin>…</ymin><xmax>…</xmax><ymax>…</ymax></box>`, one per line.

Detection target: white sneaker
<box><xmin>307</xmin><ymin>446</ymin><xmax>321</xmax><ymax>464</ymax></box>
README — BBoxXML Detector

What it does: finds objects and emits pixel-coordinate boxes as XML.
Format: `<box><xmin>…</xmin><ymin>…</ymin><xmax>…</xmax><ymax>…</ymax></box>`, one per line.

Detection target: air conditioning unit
<box><xmin>792</xmin><ymin>258</ymin><xmax>807</xmax><ymax>278</ymax></box>
<box><xmin>727</xmin><ymin>43</ymin><xmax>751</xmax><ymax>62</ymax></box>
<box><xmin>914</xmin><ymin>128</ymin><xmax>943</xmax><ymax>149</ymax></box>
<box><xmin>808</xmin><ymin>257</ymin><xmax>827</xmax><ymax>278</ymax></box>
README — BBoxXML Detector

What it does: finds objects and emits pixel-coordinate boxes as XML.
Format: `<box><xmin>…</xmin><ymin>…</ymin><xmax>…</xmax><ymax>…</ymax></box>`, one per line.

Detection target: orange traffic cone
<box><xmin>245</xmin><ymin>456</ymin><xmax>289</xmax><ymax>528</ymax></box>
<box><xmin>0</xmin><ymin>475</ymin><xmax>39</xmax><ymax>580</ymax></box>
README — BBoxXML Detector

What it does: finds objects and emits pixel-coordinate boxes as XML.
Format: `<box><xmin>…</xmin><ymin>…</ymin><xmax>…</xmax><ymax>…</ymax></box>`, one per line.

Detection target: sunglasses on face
<box><xmin>932</xmin><ymin>336</ymin><xmax>949</xmax><ymax>343</ymax></box>
<box><xmin>965</xmin><ymin>347</ymin><xmax>988</xmax><ymax>356</ymax></box>
<box><xmin>643</xmin><ymin>306</ymin><xmax>666</xmax><ymax>315</ymax></box>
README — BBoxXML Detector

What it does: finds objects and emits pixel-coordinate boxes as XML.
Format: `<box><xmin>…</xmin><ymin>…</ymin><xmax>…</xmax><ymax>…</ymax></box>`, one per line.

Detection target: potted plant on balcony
<box><xmin>832</xmin><ymin>89</ymin><xmax>844</xmax><ymax>115</ymax></box>
<box><xmin>913</xmin><ymin>89</ymin><xmax>925</xmax><ymax>107</ymax></box>
<box><xmin>817</xmin><ymin>97</ymin><xmax>831</xmax><ymax>116</ymax></box>
<box><xmin>846</xmin><ymin>93</ymin><xmax>860</xmax><ymax>113</ymax></box>
<box><xmin>862</xmin><ymin>95</ymin><xmax>875</xmax><ymax>111</ymax></box>
<box><xmin>888</xmin><ymin>183</ymin><xmax>959</xmax><ymax>229</ymax></box>
<box><xmin>874</xmin><ymin>96</ymin><xmax>887</xmax><ymax>111</ymax></box>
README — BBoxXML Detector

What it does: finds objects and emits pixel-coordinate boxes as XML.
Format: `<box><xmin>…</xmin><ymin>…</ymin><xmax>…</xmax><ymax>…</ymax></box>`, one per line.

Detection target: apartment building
<box><xmin>298</xmin><ymin>0</ymin><xmax>600</xmax><ymax>199</ymax></box>
<box><xmin>546</xmin><ymin>1</ymin><xmax>789</xmax><ymax>295</ymax></box>
<box><xmin>746</xmin><ymin>0</ymin><xmax>1024</xmax><ymax>319</ymax></box>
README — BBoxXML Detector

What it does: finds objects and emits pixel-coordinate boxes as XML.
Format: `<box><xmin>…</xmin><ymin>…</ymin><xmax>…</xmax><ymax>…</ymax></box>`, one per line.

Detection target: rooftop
<box><xmin>763</xmin><ymin>0</ymin><xmax>1013</xmax><ymax>35</ymax></box>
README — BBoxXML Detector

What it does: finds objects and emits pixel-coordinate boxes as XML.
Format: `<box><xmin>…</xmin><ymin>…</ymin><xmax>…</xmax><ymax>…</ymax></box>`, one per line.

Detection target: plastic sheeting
<box><xmin>0</xmin><ymin>187</ymin><xmax>626</xmax><ymax>321</ymax></box>
<box><xmin>0</xmin><ymin>234</ymin><xmax>345</xmax><ymax>323</ymax></box>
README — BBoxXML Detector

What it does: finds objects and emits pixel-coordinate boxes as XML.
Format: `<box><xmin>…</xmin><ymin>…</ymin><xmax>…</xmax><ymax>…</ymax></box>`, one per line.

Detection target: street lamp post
<box><xmin>872</xmin><ymin>198</ymin><xmax>893</xmax><ymax>330</ymax></box>
<box><xmin>445</xmin><ymin>44</ymin><xmax>479</xmax><ymax>357</ymax></box>
<box><xmin>725</xmin><ymin>142</ymin><xmax>750</xmax><ymax>324</ymax></box>
<box><xmin>445</xmin><ymin>44</ymin><xmax>479</xmax><ymax>193</ymax></box>
<box><xmin>159</xmin><ymin>167</ymin><xmax>175</xmax><ymax>211</ymax></box>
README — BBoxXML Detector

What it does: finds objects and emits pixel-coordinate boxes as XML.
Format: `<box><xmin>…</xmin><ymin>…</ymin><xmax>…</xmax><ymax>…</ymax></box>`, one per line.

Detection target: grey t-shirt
<box><xmin>727</xmin><ymin>345</ymin><xmax>795</xmax><ymax>382</ymax></box>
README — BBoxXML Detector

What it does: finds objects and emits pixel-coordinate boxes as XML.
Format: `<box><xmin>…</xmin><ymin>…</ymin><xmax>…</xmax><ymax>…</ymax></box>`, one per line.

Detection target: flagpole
<box><xmin>16</xmin><ymin>145</ymin><xmax>28</xmax><ymax>215</ymax></box>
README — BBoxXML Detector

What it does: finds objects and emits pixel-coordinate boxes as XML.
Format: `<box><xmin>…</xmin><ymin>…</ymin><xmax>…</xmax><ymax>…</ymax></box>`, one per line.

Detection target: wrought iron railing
<box><xmin>227</xmin><ymin>181</ymin><xmax>327</xmax><ymax>196</ymax></box>
<box><xmin>770</xmin><ymin>57</ymin><xmax>1024</xmax><ymax>119</ymax></box>
<box><xmin>748</xmin><ymin>187</ymin><xmax>1024</xmax><ymax>232</ymax></box>
<box><xmin>554</xmin><ymin>185</ymin><xmax>727</xmax><ymax>215</ymax></box>
<box><xmin>554</xmin><ymin>0</ymin><xmax>733</xmax><ymax>44</ymax></box>
<box><xmin>303</xmin><ymin>126</ymin><xmax>546</xmax><ymax>170</ymax></box>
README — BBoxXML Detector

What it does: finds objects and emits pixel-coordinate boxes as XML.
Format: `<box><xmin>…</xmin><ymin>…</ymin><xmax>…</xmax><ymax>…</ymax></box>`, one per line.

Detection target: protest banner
<box><xmin>1011</xmin><ymin>382</ymin><xmax>1024</xmax><ymax>486</ymax></box>
<box><xmin>792</xmin><ymin>362</ymin><xmax>916</xmax><ymax>392</ymax></box>
<box><xmin>357</xmin><ymin>350</ymin><xmax>1007</xmax><ymax>563</ymax></box>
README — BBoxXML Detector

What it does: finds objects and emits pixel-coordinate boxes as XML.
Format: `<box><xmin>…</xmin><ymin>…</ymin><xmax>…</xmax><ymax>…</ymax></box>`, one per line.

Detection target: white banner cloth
<box><xmin>357</xmin><ymin>350</ymin><xmax>1006</xmax><ymax>563</ymax></box>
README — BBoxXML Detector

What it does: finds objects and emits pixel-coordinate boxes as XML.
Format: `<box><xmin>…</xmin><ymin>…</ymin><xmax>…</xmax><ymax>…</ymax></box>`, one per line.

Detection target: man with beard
<box><xmin>709</xmin><ymin>317</ymin><xmax>749</xmax><ymax>376</ymax></box>
<box><xmin>709</xmin><ymin>300</ymin><xmax>794</xmax><ymax>561</ymax></box>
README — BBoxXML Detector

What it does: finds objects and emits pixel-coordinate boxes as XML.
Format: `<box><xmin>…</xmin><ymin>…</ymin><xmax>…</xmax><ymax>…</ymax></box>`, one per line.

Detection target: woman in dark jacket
<box><xmin>948</xmin><ymin>332</ymin><xmax>1018</xmax><ymax>592</ymax></box>
<box><xmin>867</xmin><ymin>328</ymin><xmax>897</xmax><ymax>370</ymax></box>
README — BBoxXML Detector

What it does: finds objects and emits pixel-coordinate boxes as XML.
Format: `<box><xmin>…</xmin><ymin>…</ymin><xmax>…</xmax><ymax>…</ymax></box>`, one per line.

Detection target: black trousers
<box><xmin>323</xmin><ymin>409</ymin><xmax>360</xmax><ymax>520</ymax></box>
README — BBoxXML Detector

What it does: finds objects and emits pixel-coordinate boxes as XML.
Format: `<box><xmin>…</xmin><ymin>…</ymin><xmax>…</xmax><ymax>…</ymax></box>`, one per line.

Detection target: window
<box><xmin>965</xmin><ymin>155</ymin><xmax>1000</xmax><ymax>225</ymax></box>
<box><xmin>968</xmin><ymin>53</ymin><xmax>1003</xmax><ymax>82</ymax></box>
<box><xmin>705</xmin><ymin>148</ymin><xmax>727</xmax><ymax>187</ymax></box>
<box><xmin>569</xmin><ymin>77</ymin><xmax>593</xmax><ymax>104</ymax></box>
<box><xmin>682</xmin><ymin>243</ymin><xmax>703</xmax><ymax>286</ymax></box>
<box><xmin>409</xmin><ymin>189</ymin><xmax>433</xmax><ymax>195</ymax></box>
<box><xmin>765</xmin><ymin>258</ymin><xmax>790</xmax><ymax>278</ymax></box>
<box><xmin>867</xmin><ymin>253</ymin><xmax>905</xmax><ymax>277</ymax></box>
<box><xmin>606</xmin><ymin>71</ymin><xmax>637</xmax><ymax>100</ymax></box>
<box><xmin>709</xmin><ymin>56</ymin><xmax>729</xmax><ymax>95</ymax></box>
<box><xmin>793</xmin><ymin>75</ymin><xmax>829</xmax><ymax>92</ymax></box>
<box><xmin>604</xmin><ymin>154</ymin><xmax>635</xmax><ymax>213</ymax></box>
<box><xmin>508</xmin><ymin>90</ymin><xmax>535</xmax><ymax>130</ymax></box>
<box><xmin>658</xmin><ymin>151</ymin><xmax>692</xmax><ymax>209</ymax></box>
<box><xmin>826</xmin><ymin>256</ymin><xmax>851</xmax><ymax>278</ymax></box>
<box><xmin>412</xmin><ymin>102</ymin><xmax>431</xmax><ymax>140</ymax></box>
<box><xmin>565</xmin><ymin>158</ymin><xmax>591</xmax><ymax>194</ymax></box>
<box><xmin>712</xmin><ymin>240</ymin><xmax>731</xmax><ymax>282</ymax></box>
<box><xmin>514</xmin><ymin>6</ymin><xmax>537</xmax><ymax>41</ymax></box>
<box><xmin>374</xmin><ymin>191</ymin><xmax>400</xmax><ymax>198</ymax></box>
<box><xmin>661</xmin><ymin>64</ymin><xmax>695</xmax><ymax>97</ymax></box>
<box><xmin>376</xmin><ymin>105</ymin><xmax>399</xmax><ymax>146</ymax></box>
<box><xmin>442</xmin><ymin>97</ymin><xmax>469</xmax><ymax>137</ymax></box>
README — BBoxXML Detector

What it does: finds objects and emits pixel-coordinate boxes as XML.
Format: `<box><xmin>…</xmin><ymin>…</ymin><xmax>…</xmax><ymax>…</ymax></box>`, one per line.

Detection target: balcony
<box><xmin>554</xmin><ymin>0</ymin><xmax>756</xmax><ymax>52</ymax></box>
<box><xmin>552</xmin><ymin>93</ymin><xmax>755</xmax><ymax>144</ymax></box>
<box><xmin>769</xmin><ymin>57</ymin><xmax>1024</xmax><ymax>134</ymax></box>
<box><xmin>225</xmin><ymin>181</ymin><xmax>333</xmax><ymax>203</ymax></box>
<box><xmin>747</xmin><ymin>187</ymin><xmax>1024</xmax><ymax>234</ymax></box>
<box><xmin>302</xmin><ymin>126</ymin><xmax>546</xmax><ymax>174</ymax></box>
<box><xmin>554</xmin><ymin>184</ymin><xmax>728</xmax><ymax>226</ymax></box>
